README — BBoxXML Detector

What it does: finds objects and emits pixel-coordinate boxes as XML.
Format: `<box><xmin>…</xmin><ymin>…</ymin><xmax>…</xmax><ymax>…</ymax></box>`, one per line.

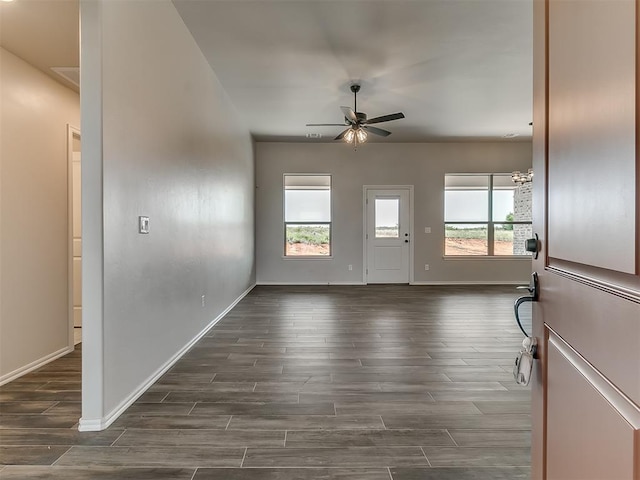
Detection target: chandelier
<box><xmin>512</xmin><ymin>168</ymin><xmax>534</xmax><ymax>185</ymax></box>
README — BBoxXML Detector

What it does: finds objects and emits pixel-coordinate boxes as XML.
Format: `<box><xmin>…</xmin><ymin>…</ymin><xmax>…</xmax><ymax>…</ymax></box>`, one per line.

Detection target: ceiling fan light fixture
<box><xmin>356</xmin><ymin>128</ymin><xmax>367</xmax><ymax>143</ymax></box>
<box><xmin>344</xmin><ymin>129</ymin><xmax>356</xmax><ymax>143</ymax></box>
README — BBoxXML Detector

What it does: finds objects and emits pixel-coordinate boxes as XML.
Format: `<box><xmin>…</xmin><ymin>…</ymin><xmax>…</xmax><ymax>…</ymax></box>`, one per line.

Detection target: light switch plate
<box><xmin>424</xmin><ymin>227</ymin><xmax>432</xmax><ymax>234</ymax></box>
<box><xmin>138</xmin><ymin>216</ymin><xmax>150</xmax><ymax>234</ymax></box>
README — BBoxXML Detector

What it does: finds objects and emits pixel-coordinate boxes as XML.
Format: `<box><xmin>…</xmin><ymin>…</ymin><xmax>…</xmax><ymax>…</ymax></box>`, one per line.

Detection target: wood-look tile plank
<box><xmin>336</xmin><ymin>402</ymin><xmax>482</xmax><ymax>416</ymax></box>
<box><xmin>390</xmin><ymin>466</ymin><xmax>530</xmax><ymax>479</ymax></box>
<box><xmin>0</xmin><ymin>391</ymin><xmax>80</xmax><ymax>402</ymax></box>
<box><xmin>122</xmin><ymin>403</ymin><xmax>195</xmax><ymax>416</ymax></box>
<box><xmin>191</xmin><ymin>402</ymin><xmax>335</xmax><ymax>416</ymax></box>
<box><xmin>163</xmin><ymin>392</ymin><xmax>298</xmax><ymax>403</ymax></box>
<box><xmin>360</xmin><ymin>359</ymin><xmax>467</xmax><ymax>366</ymax></box>
<box><xmin>0</xmin><ymin>415</ymin><xmax>79</xmax><ymax>429</ymax></box>
<box><xmin>0</xmin><ymin>466</ymin><xmax>196</xmax><ymax>479</ymax></box>
<box><xmin>227</xmin><ymin>415</ymin><xmax>385</xmax><ymax>431</ymax></box>
<box><xmin>429</xmin><ymin>391</ymin><xmax>530</xmax><ymax>402</ymax></box>
<box><xmin>213</xmin><ymin>373</ymin><xmax>332</xmax><ymax>383</ymax></box>
<box><xmin>285</xmin><ymin>429</ymin><xmax>454</xmax><ymax>447</ymax></box>
<box><xmin>41</xmin><ymin>402</ymin><xmax>82</xmax><ymax>416</ymax></box>
<box><xmin>114</xmin><ymin>429</ymin><xmax>285</xmax><ymax>447</ymax></box>
<box><xmin>254</xmin><ymin>382</ymin><xmax>382</xmax><ymax>394</ymax></box>
<box><xmin>422</xmin><ymin>446</ymin><xmax>530</xmax><ymax>467</ymax></box>
<box><xmin>299</xmin><ymin>393</ymin><xmax>433</xmax><ymax>404</ymax></box>
<box><xmin>193</xmin><ymin>467</ymin><xmax>391</xmax><ymax>479</ymax></box>
<box><xmin>448</xmin><ymin>429</ymin><xmax>531</xmax><ymax>447</ymax></box>
<box><xmin>111</xmin><ymin>415</ymin><xmax>231</xmax><ymax>430</ymax></box>
<box><xmin>0</xmin><ymin>446</ymin><xmax>70</xmax><ymax>465</ymax></box>
<box><xmin>382</xmin><ymin>414</ymin><xmax>531</xmax><ymax>430</ymax></box>
<box><xmin>243</xmin><ymin>446</ymin><xmax>429</xmax><ymax>467</ymax></box>
<box><xmin>0</xmin><ymin>402</ymin><xmax>57</xmax><ymax>414</ymax></box>
<box><xmin>378</xmin><ymin>382</ymin><xmax>508</xmax><ymax>392</ymax></box>
<box><xmin>0</xmin><ymin>429</ymin><xmax>124</xmax><ymax>446</ymax></box>
<box><xmin>151</xmin><ymin>381</ymin><xmax>256</xmax><ymax>393</ymax></box>
<box><xmin>331</xmin><ymin>373</ymin><xmax>450</xmax><ymax>383</ymax></box>
<box><xmin>55</xmin><ymin>446</ymin><xmax>245</xmax><ymax>467</ymax></box>
<box><xmin>473</xmin><ymin>401</ymin><xmax>531</xmax><ymax>415</ymax></box>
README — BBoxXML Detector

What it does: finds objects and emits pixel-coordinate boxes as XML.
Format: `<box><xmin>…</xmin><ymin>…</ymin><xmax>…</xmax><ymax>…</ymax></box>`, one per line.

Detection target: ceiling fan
<box><xmin>306</xmin><ymin>84</ymin><xmax>405</xmax><ymax>145</ymax></box>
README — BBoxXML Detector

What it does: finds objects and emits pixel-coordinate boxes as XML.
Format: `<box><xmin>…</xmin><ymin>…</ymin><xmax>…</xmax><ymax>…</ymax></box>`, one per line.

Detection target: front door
<box><xmin>532</xmin><ymin>0</ymin><xmax>640</xmax><ymax>478</ymax></box>
<box><xmin>365</xmin><ymin>188</ymin><xmax>411</xmax><ymax>284</ymax></box>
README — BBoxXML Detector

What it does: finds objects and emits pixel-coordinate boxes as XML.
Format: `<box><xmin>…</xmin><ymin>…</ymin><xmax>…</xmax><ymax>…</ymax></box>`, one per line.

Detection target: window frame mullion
<box><xmin>487</xmin><ymin>174</ymin><xmax>495</xmax><ymax>256</ymax></box>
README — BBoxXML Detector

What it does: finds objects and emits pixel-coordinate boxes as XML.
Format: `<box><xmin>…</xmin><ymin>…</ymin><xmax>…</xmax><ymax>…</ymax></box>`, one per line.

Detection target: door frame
<box><xmin>362</xmin><ymin>185</ymin><xmax>414</xmax><ymax>284</ymax></box>
<box><xmin>67</xmin><ymin>124</ymin><xmax>81</xmax><ymax>350</ymax></box>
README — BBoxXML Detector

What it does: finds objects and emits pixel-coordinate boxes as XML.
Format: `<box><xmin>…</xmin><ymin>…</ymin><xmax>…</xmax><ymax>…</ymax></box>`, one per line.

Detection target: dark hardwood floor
<box><xmin>0</xmin><ymin>285</ymin><xmax>531</xmax><ymax>479</ymax></box>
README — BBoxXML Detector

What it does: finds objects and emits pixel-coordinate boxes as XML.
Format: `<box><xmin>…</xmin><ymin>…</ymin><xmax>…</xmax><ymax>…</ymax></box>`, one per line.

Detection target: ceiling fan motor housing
<box><xmin>346</xmin><ymin>112</ymin><xmax>367</xmax><ymax>124</ymax></box>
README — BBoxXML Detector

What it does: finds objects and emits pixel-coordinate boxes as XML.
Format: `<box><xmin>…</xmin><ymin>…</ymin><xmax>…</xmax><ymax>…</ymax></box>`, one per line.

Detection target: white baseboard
<box><xmin>0</xmin><ymin>346</ymin><xmax>73</xmax><ymax>386</ymax></box>
<box><xmin>78</xmin><ymin>283</ymin><xmax>256</xmax><ymax>432</ymax></box>
<box><xmin>410</xmin><ymin>280</ymin><xmax>525</xmax><ymax>285</ymax></box>
<box><xmin>257</xmin><ymin>281</ymin><xmax>365</xmax><ymax>286</ymax></box>
<box><xmin>258</xmin><ymin>281</ymin><xmax>523</xmax><ymax>286</ymax></box>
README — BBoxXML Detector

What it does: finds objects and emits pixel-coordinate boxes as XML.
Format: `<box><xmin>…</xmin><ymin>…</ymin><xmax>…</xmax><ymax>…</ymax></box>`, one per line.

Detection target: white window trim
<box><xmin>283</xmin><ymin>173</ymin><xmax>333</xmax><ymax>259</ymax></box>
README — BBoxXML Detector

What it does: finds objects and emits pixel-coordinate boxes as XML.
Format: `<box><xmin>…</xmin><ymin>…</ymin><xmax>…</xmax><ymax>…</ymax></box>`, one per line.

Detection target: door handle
<box><xmin>513</xmin><ymin>272</ymin><xmax>539</xmax><ymax>384</ymax></box>
<box><xmin>514</xmin><ymin>272</ymin><xmax>538</xmax><ymax>338</ymax></box>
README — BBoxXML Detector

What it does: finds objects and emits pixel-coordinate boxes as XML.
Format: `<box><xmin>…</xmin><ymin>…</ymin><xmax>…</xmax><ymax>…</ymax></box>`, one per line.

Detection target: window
<box><xmin>375</xmin><ymin>198</ymin><xmax>400</xmax><ymax>238</ymax></box>
<box><xmin>444</xmin><ymin>174</ymin><xmax>532</xmax><ymax>256</ymax></box>
<box><xmin>284</xmin><ymin>175</ymin><xmax>331</xmax><ymax>256</ymax></box>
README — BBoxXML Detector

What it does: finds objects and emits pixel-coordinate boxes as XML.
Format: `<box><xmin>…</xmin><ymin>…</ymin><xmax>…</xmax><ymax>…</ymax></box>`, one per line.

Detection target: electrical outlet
<box><xmin>201</xmin><ymin>295</ymin><xmax>206</xmax><ymax>307</ymax></box>
<box><xmin>348</xmin><ymin>265</ymin><xmax>353</xmax><ymax>271</ymax></box>
<box><xmin>424</xmin><ymin>264</ymin><xmax>430</xmax><ymax>271</ymax></box>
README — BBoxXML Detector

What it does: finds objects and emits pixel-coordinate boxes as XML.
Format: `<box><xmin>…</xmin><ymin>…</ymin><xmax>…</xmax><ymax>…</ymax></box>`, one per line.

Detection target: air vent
<box><xmin>51</xmin><ymin>67</ymin><xmax>80</xmax><ymax>88</ymax></box>
<box><xmin>306</xmin><ymin>133</ymin><xmax>323</xmax><ymax>139</ymax></box>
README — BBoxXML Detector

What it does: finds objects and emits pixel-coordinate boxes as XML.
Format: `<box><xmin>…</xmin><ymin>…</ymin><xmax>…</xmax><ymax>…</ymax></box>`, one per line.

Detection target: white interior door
<box><xmin>72</xmin><ymin>150</ymin><xmax>82</xmax><ymax>328</ymax></box>
<box><xmin>365</xmin><ymin>188</ymin><xmax>411</xmax><ymax>284</ymax></box>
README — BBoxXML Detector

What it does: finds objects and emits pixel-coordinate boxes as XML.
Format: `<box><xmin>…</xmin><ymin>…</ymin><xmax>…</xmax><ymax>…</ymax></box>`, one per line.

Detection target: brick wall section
<box><xmin>513</xmin><ymin>182</ymin><xmax>533</xmax><ymax>255</ymax></box>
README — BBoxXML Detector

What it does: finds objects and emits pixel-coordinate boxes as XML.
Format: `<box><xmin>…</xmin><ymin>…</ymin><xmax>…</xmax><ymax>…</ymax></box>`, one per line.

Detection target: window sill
<box><xmin>442</xmin><ymin>255</ymin><xmax>532</xmax><ymax>261</ymax></box>
<box><xmin>282</xmin><ymin>256</ymin><xmax>333</xmax><ymax>260</ymax></box>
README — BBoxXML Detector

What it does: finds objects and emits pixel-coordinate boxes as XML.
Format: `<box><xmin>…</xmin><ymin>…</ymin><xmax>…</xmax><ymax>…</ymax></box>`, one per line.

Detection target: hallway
<box><xmin>0</xmin><ymin>285</ymin><xmax>531</xmax><ymax>479</ymax></box>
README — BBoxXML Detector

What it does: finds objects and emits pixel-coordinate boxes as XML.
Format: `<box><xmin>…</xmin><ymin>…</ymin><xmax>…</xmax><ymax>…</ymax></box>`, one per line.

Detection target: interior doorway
<box><xmin>67</xmin><ymin>125</ymin><xmax>82</xmax><ymax>346</ymax></box>
<box><xmin>363</xmin><ymin>186</ymin><xmax>413</xmax><ymax>284</ymax></box>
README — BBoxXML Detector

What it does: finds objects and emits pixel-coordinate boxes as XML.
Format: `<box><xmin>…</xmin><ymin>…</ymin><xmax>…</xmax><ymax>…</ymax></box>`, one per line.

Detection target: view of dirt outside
<box><xmin>286</xmin><ymin>243</ymin><xmax>330</xmax><ymax>256</ymax></box>
<box><xmin>445</xmin><ymin>238</ymin><xmax>514</xmax><ymax>256</ymax></box>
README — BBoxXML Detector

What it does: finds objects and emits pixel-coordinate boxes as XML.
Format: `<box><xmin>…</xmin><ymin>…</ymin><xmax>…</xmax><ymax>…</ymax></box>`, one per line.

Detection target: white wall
<box><xmin>80</xmin><ymin>0</ymin><xmax>255</xmax><ymax>430</ymax></box>
<box><xmin>256</xmin><ymin>142</ymin><xmax>532</xmax><ymax>285</ymax></box>
<box><xmin>0</xmin><ymin>48</ymin><xmax>80</xmax><ymax>383</ymax></box>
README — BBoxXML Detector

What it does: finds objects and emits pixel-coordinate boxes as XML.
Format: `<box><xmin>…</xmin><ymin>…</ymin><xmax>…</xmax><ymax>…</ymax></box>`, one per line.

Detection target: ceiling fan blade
<box><xmin>334</xmin><ymin>128</ymin><xmax>350</xmax><ymax>140</ymax></box>
<box><xmin>365</xmin><ymin>112</ymin><xmax>405</xmax><ymax>125</ymax></box>
<box><xmin>340</xmin><ymin>106</ymin><xmax>358</xmax><ymax>124</ymax></box>
<box><xmin>363</xmin><ymin>125</ymin><xmax>392</xmax><ymax>137</ymax></box>
<box><xmin>306</xmin><ymin>123</ymin><xmax>348</xmax><ymax>126</ymax></box>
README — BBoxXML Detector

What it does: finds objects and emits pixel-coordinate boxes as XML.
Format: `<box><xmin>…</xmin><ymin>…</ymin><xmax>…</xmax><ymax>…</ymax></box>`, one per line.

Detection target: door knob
<box><xmin>525</xmin><ymin>234</ymin><xmax>540</xmax><ymax>259</ymax></box>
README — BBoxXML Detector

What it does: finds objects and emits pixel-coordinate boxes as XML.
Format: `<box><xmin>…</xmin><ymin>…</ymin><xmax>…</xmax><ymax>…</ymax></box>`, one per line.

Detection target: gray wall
<box><xmin>0</xmin><ymin>48</ymin><xmax>80</xmax><ymax>382</ymax></box>
<box><xmin>256</xmin><ymin>142</ymin><xmax>532</xmax><ymax>285</ymax></box>
<box><xmin>80</xmin><ymin>0</ymin><xmax>255</xmax><ymax>429</ymax></box>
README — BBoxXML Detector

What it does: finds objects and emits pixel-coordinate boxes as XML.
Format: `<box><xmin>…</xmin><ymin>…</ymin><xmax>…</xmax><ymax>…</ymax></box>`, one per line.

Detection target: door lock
<box><xmin>525</xmin><ymin>233</ymin><xmax>540</xmax><ymax>259</ymax></box>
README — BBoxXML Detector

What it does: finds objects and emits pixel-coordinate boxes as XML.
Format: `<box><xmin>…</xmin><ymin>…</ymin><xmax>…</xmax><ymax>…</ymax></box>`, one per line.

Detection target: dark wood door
<box><xmin>532</xmin><ymin>0</ymin><xmax>640</xmax><ymax>478</ymax></box>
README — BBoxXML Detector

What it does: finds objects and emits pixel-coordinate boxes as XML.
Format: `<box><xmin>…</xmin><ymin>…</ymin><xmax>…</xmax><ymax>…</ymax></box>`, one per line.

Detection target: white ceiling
<box><xmin>0</xmin><ymin>0</ymin><xmax>533</xmax><ymax>143</ymax></box>
<box><xmin>173</xmin><ymin>0</ymin><xmax>533</xmax><ymax>142</ymax></box>
<box><xmin>0</xmin><ymin>0</ymin><xmax>79</xmax><ymax>92</ymax></box>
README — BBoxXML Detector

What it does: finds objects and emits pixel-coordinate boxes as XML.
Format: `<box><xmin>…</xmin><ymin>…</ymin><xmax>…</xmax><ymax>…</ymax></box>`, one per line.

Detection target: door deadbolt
<box><xmin>525</xmin><ymin>233</ymin><xmax>540</xmax><ymax>259</ymax></box>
